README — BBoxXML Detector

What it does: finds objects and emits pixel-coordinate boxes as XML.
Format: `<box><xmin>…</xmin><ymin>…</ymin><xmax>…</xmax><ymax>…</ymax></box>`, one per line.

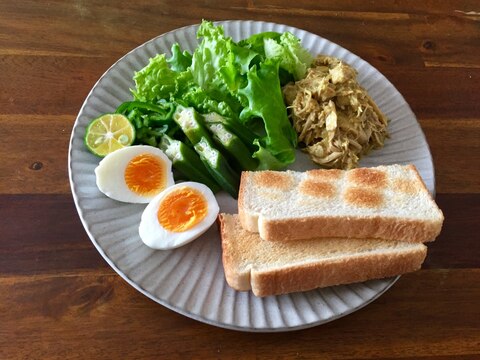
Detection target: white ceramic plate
<box><xmin>68</xmin><ymin>20</ymin><xmax>434</xmax><ymax>332</ymax></box>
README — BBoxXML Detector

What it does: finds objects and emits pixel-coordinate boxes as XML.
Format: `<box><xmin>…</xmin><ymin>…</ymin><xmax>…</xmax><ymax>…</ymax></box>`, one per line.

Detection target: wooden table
<box><xmin>1</xmin><ymin>1</ymin><xmax>479</xmax><ymax>358</ymax></box>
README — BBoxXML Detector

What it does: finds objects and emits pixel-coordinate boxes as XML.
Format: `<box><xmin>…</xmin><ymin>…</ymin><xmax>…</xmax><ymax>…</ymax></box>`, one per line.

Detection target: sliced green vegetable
<box><xmin>116</xmin><ymin>101</ymin><xmax>171</xmax><ymax>116</ymax></box>
<box><xmin>116</xmin><ymin>101</ymin><xmax>175</xmax><ymax>127</ymax></box>
<box><xmin>172</xmin><ymin>105</ymin><xmax>212</xmax><ymax>144</ymax></box>
<box><xmin>110</xmin><ymin>21</ymin><xmax>316</xmax><ymax>197</ymax></box>
<box><xmin>203</xmin><ymin>112</ymin><xmax>257</xmax><ymax>152</ymax></box>
<box><xmin>191</xmin><ymin>21</ymin><xmax>301</xmax><ymax>170</ymax></box>
<box><xmin>172</xmin><ymin>106</ymin><xmax>240</xmax><ymax>196</ymax></box>
<box><xmin>204</xmin><ymin>116</ymin><xmax>258</xmax><ymax>171</ymax></box>
<box><xmin>159</xmin><ymin>135</ymin><xmax>220</xmax><ymax>192</ymax></box>
<box><xmin>115</xmin><ymin>100</ymin><xmax>177</xmax><ymax>147</ymax></box>
<box><xmin>194</xmin><ymin>137</ymin><xmax>240</xmax><ymax>198</ymax></box>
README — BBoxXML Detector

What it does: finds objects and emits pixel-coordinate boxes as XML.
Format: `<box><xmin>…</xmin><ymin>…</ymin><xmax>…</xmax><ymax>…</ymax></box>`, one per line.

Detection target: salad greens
<box><xmin>116</xmin><ymin>20</ymin><xmax>313</xmax><ymax>196</ymax></box>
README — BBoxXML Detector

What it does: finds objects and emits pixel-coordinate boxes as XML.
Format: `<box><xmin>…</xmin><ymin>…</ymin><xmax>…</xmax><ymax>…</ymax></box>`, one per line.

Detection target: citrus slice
<box><xmin>84</xmin><ymin>114</ymin><xmax>135</xmax><ymax>157</ymax></box>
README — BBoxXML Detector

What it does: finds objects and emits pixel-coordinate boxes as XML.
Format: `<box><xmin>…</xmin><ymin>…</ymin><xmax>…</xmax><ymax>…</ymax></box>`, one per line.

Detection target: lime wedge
<box><xmin>84</xmin><ymin>114</ymin><xmax>135</xmax><ymax>157</ymax></box>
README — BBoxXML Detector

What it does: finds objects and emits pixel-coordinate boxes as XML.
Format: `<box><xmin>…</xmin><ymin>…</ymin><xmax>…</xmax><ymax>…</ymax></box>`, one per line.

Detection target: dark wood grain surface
<box><xmin>1</xmin><ymin>1</ymin><xmax>479</xmax><ymax>359</ymax></box>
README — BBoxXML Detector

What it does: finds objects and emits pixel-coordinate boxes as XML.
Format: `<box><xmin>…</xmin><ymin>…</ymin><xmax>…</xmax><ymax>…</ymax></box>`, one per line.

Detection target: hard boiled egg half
<box><xmin>95</xmin><ymin>145</ymin><xmax>174</xmax><ymax>203</ymax></box>
<box><xmin>139</xmin><ymin>182</ymin><xmax>219</xmax><ymax>250</ymax></box>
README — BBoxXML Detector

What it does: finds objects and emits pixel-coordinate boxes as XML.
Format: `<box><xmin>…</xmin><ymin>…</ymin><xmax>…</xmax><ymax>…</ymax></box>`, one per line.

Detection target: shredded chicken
<box><xmin>283</xmin><ymin>55</ymin><xmax>389</xmax><ymax>169</ymax></box>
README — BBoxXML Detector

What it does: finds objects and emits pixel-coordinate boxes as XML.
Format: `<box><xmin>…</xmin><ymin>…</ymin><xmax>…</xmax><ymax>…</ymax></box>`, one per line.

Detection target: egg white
<box><xmin>95</xmin><ymin>145</ymin><xmax>174</xmax><ymax>203</ymax></box>
<box><xmin>139</xmin><ymin>182</ymin><xmax>219</xmax><ymax>250</ymax></box>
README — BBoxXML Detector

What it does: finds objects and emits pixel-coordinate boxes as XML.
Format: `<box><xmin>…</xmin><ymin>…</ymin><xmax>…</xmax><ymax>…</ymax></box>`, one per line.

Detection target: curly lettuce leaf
<box><xmin>132</xmin><ymin>54</ymin><xmax>179</xmax><ymax>102</ymax></box>
<box><xmin>191</xmin><ymin>21</ymin><xmax>256</xmax><ymax>96</ymax></box>
<box><xmin>191</xmin><ymin>21</ymin><xmax>231</xmax><ymax>92</ymax></box>
<box><xmin>180</xmin><ymin>87</ymin><xmax>237</xmax><ymax>118</ymax></box>
<box><xmin>251</xmin><ymin>139</ymin><xmax>290</xmax><ymax>170</ymax></box>
<box><xmin>131</xmin><ymin>21</ymin><xmax>314</xmax><ymax>171</ymax></box>
<box><xmin>238</xmin><ymin>59</ymin><xmax>297</xmax><ymax>169</ymax></box>
<box><xmin>167</xmin><ymin>43</ymin><xmax>192</xmax><ymax>72</ymax></box>
<box><xmin>238</xmin><ymin>31</ymin><xmax>281</xmax><ymax>55</ymax></box>
<box><xmin>264</xmin><ymin>32</ymin><xmax>313</xmax><ymax>80</ymax></box>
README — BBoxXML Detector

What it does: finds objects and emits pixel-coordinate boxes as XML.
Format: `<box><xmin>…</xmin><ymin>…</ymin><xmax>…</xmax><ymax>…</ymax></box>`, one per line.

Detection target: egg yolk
<box><xmin>157</xmin><ymin>187</ymin><xmax>208</xmax><ymax>232</ymax></box>
<box><xmin>124</xmin><ymin>153</ymin><xmax>166</xmax><ymax>196</ymax></box>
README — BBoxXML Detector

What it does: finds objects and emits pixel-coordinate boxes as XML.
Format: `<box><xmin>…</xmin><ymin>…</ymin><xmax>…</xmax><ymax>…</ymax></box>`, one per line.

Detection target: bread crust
<box><xmin>239</xmin><ymin>165</ymin><xmax>444</xmax><ymax>243</ymax></box>
<box><xmin>237</xmin><ymin>172</ymin><xmax>258</xmax><ymax>232</ymax></box>
<box><xmin>220</xmin><ymin>213</ymin><xmax>428</xmax><ymax>297</ymax></box>
<box><xmin>219</xmin><ymin>214</ymin><xmax>252</xmax><ymax>291</ymax></box>
<box><xmin>258</xmin><ymin>214</ymin><xmax>443</xmax><ymax>243</ymax></box>
<box><xmin>251</xmin><ymin>246</ymin><xmax>427</xmax><ymax>297</ymax></box>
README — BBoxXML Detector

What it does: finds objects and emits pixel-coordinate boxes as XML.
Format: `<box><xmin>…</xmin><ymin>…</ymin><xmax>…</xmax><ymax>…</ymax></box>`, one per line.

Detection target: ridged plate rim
<box><xmin>68</xmin><ymin>20</ymin><xmax>434</xmax><ymax>332</ymax></box>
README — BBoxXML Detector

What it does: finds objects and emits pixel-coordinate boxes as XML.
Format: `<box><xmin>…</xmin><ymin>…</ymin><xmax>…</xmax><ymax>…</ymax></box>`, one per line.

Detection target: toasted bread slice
<box><xmin>238</xmin><ymin>164</ymin><xmax>443</xmax><ymax>243</ymax></box>
<box><xmin>220</xmin><ymin>214</ymin><xmax>427</xmax><ymax>297</ymax></box>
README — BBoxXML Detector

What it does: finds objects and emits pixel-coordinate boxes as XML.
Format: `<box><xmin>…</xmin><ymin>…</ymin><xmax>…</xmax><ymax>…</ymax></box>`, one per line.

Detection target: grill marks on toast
<box><xmin>298</xmin><ymin>179</ymin><xmax>336</xmax><ymax>198</ymax></box>
<box><xmin>222</xmin><ymin>165</ymin><xmax>443</xmax><ymax>296</ymax></box>
<box><xmin>252</xmin><ymin>171</ymin><xmax>293</xmax><ymax>190</ymax></box>
<box><xmin>344</xmin><ymin>187</ymin><xmax>384</xmax><ymax>208</ymax></box>
<box><xmin>239</xmin><ymin>165</ymin><xmax>444</xmax><ymax>243</ymax></box>
<box><xmin>300</xmin><ymin>168</ymin><xmax>388</xmax><ymax>207</ymax></box>
<box><xmin>299</xmin><ymin>169</ymin><xmax>341</xmax><ymax>199</ymax></box>
<box><xmin>348</xmin><ymin>168</ymin><xmax>387</xmax><ymax>188</ymax></box>
<box><xmin>304</xmin><ymin>167</ymin><xmax>389</xmax><ymax>208</ymax></box>
<box><xmin>305</xmin><ymin>168</ymin><xmax>342</xmax><ymax>181</ymax></box>
<box><xmin>344</xmin><ymin>168</ymin><xmax>387</xmax><ymax>208</ymax></box>
<box><xmin>393</xmin><ymin>178</ymin><xmax>418</xmax><ymax>195</ymax></box>
<box><xmin>247</xmin><ymin>165</ymin><xmax>433</xmax><ymax>211</ymax></box>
